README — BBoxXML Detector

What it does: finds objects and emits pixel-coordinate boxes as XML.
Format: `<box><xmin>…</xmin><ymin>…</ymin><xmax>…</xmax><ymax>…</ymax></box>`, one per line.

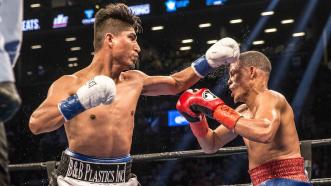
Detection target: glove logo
<box><xmin>87</xmin><ymin>79</ymin><xmax>97</xmax><ymax>88</ymax></box>
<box><xmin>202</xmin><ymin>89</ymin><xmax>217</xmax><ymax>100</ymax></box>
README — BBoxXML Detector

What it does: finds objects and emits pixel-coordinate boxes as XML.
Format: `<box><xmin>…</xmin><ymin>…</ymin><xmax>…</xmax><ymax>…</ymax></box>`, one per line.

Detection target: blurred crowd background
<box><xmin>5</xmin><ymin>0</ymin><xmax>331</xmax><ymax>185</ymax></box>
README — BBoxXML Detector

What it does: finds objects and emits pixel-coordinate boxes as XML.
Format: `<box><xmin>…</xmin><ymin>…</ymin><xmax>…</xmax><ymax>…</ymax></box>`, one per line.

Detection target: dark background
<box><xmin>6</xmin><ymin>0</ymin><xmax>331</xmax><ymax>185</ymax></box>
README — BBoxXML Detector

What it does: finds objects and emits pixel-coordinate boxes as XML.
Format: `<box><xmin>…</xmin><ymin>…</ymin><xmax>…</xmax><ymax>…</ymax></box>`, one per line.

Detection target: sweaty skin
<box><xmin>29</xmin><ymin>28</ymin><xmax>200</xmax><ymax>158</ymax></box>
<box><xmin>195</xmin><ymin>62</ymin><xmax>301</xmax><ymax>170</ymax></box>
<box><xmin>237</xmin><ymin>92</ymin><xmax>301</xmax><ymax>169</ymax></box>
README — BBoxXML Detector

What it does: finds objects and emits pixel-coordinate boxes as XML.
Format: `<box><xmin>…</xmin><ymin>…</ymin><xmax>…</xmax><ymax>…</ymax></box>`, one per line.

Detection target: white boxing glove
<box><xmin>206</xmin><ymin>37</ymin><xmax>240</xmax><ymax>68</ymax></box>
<box><xmin>58</xmin><ymin>75</ymin><xmax>116</xmax><ymax>121</ymax></box>
<box><xmin>191</xmin><ymin>37</ymin><xmax>240</xmax><ymax>77</ymax></box>
<box><xmin>77</xmin><ymin>76</ymin><xmax>116</xmax><ymax>108</ymax></box>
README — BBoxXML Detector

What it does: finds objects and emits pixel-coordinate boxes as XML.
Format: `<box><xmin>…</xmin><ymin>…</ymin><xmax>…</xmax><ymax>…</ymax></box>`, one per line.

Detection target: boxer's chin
<box><xmin>128</xmin><ymin>63</ymin><xmax>135</xmax><ymax>70</ymax></box>
<box><xmin>130</xmin><ymin>59</ymin><xmax>139</xmax><ymax>70</ymax></box>
<box><xmin>232</xmin><ymin>92</ymin><xmax>240</xmax><ymax>103</ymax></box>
<box><xmin>233</xmin><ymin>96</ymin><xmax>238</xmax><ymax>103</ymax></box>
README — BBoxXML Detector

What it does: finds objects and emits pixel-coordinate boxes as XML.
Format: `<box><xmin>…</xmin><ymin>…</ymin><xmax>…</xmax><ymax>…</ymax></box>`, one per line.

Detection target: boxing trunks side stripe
<box><xmin>56</xmin><ymin>149</ymin><xmax>132</xmax><ymax>184</ymax></box>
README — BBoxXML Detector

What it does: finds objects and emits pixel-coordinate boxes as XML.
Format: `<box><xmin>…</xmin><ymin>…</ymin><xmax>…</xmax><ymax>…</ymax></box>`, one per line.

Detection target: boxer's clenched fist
<box><xmin>191</xmin><ymin>37</ymin><xmax>240</xmax><ymax>77</ymax></box>
<box><xmin>58</xmin><ymin>75</ymin><xmax>116</xmax><ymax>121</ymax></box>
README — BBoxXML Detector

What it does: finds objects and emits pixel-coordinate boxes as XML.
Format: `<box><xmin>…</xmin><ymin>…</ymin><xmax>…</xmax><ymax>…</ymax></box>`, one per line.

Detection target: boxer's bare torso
<box><xmin>238</xmin><ymin>90</ymin><xmax>301</xmax><ymax>169</ymax></box>
<box><xmin>63</xmin><ymin>70</ymin><xmax>145</xmax><ymax>157</ymax></box>
<box><xmin>29</xmin><ymin>60</ymin><xmax>200</xmax><ymax>158</ymax></box>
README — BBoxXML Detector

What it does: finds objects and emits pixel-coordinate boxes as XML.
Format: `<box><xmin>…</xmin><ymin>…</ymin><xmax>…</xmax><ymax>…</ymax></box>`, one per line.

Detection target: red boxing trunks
<box><xmin>248</xmin><ymin>157</ymin><xmax>309</xmax><ymax>186</ymax></box>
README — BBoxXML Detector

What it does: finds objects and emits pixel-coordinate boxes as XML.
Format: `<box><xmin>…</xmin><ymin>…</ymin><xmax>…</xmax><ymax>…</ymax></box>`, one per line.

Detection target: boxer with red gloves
<box><xmin>177</xmin><ymin>51</ymin><xmax>312</xmax><ymax>186</ymax></box>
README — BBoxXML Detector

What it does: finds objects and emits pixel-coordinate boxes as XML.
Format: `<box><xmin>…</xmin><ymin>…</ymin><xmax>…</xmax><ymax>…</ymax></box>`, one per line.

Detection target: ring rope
<box><xmin>310</xmin><ymin>178</ymin><xmax>331</xmax><ymax>184</ymax></box>
<box><xmin>8</xmin><ymin>138</ymin><xmax>331</xmax><ymax>170</ymax></box>
<box><xmin>8</xmin><ymin>138</ymin><xmax>331</xmax><ymax>184</ymax></box>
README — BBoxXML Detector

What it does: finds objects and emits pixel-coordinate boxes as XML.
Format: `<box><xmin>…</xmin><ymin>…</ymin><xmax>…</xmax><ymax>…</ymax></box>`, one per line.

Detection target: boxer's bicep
<box><xmin>254</xmin><ymin>96</ymin><xmax>281</xmax><ymax>139</ymax></box>
<box><xmin>29</xmin><ymin>76</ymin><xmax>75</xmax><ymax>134</ymax></box>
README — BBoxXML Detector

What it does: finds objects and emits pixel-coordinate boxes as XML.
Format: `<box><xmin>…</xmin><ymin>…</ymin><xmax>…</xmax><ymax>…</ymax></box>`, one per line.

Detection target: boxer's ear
<box><xmin>105</xmin><ymin>33</ymin><xmax>114</xmax><ymax>48</ymax></box>
<box><xmin>249</xmin><ymin>66</ymin><xmax>257</xmax><ymax>79</ymax></box>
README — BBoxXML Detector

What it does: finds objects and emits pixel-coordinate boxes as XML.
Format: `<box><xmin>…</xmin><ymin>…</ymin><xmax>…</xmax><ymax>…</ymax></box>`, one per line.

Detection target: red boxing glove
<box><xmin>176</xmin><ymin>90</ymin><xmax>201</xmax><ymax>122</ymax></box>
<box><xmin>176</xmin><ymin>90</ymin><xmax>209</xmax><ymax>138</ymax></box>
<box><xmin>187</xmin><ymin>88</ymin><xmax>224</xmax><ymax>118</ymax></box>
<box><xmin>188</xmin><ymin>88</ymin><xmax>241</xmax><ymax>130</ymax></box>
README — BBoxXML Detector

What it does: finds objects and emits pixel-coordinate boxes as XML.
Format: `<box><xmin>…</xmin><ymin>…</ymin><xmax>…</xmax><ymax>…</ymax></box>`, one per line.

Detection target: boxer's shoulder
<box><xmin>62</xmin><ymin>74</ymin><xmax>78</xmax><ymax>80</ymax></box>
<box><xmin>258</xmin><ymin>90</ymin><xmax>287</xmax><ymax>110</ymax></box>
<box><xmin>236</xmin><ymin>104</ymin><xmax>253</xmax><ymax>119</ymax></box>
<box><xmin>50</xmin><ymin>75</ymin><xmax>80</xmax><ymax>93</ymax></box>
<box><xmin>256</xmin><ymin>90</ymin><xmax>284</xmax><ymax>103</ymax></box>
<box><xmin>269</xmin><ymin>90</ymin><xmax>288</xmax><ymax>105</ymax></box>
<box><xmin>53</xmin><ymin>75</ymin><xmax>79</xmax><ymax>85</ymax></box>
<box><xmin>266</xmin><ymin>89</ymin><xmax>284</xmax><ymax>97</ymax></box>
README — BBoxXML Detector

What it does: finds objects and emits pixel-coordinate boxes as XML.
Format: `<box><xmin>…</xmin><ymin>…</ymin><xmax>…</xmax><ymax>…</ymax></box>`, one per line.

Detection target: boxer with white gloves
<box><xmin>58</xmin><ymin>75</ymin><xmax>116</xmax><ymax>121</ymax></box>
<box><xmin>28</xmin><ymin>3</ymin><xmax>240</xmax><ymax>186</ymax></box>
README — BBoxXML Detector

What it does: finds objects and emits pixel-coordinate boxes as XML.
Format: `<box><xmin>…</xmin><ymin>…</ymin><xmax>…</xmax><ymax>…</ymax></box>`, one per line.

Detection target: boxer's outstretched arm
<box><xmin>234</xmin><ymin>94</ymin><xmax>282</xmax><ymax>143</ymax></box>
<box><xmin>29</xmin><ymin>76</ymin><xmax>73</xmax><ymax>134</ymax></box>
<box><xmin>142</xmin><ymin>67</ymin><xmax>201</xmax><ymax>96</ymax></box>
<box><xmin>142</xmin><ymin>37</ymin><xmax>240</xmax><ymax>96</ymax></box>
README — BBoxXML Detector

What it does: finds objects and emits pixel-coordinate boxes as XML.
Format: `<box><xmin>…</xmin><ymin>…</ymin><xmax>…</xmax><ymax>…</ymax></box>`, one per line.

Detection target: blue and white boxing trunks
<box><xmin>50</xmin><ymin>149</ymin><xmax>140</xmax><ymax>186</ymax></box>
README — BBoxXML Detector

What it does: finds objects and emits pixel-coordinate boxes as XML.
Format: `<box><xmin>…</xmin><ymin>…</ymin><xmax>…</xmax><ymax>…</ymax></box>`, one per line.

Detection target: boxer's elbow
<box><xmin>29</xmin><ymin>114</ymin><xmax>64</xmax><ymax>134</ymax></box>
<box><xmin>29</xmin><ymin>117</ymin><xmax>42</xmax><ymax>135</ymax></box>
<box><xmin>28</xmin><ymin>114</ymin><xmax>48</xmax><ymax>135</ymax></box>
<box><xmin>256</xmin><ymin>127</ymin><xmax>274</xmax><ymax>144</ymax></box>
